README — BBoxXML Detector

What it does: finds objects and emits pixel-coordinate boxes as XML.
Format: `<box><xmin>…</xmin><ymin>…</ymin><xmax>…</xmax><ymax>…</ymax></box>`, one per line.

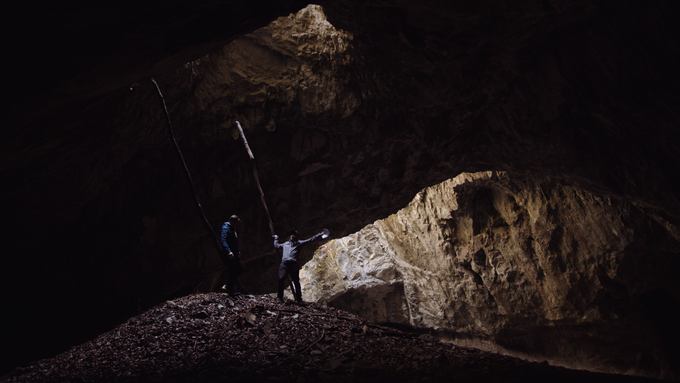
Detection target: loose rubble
<box><xmin>1</xmin><ymin>293</ymin><xmax>660</xmax><ymax>383</ymax></box>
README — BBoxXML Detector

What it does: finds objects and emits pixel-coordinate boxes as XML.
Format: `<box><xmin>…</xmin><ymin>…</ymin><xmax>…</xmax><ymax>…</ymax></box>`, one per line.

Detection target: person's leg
<box><xmin>293</xmin><ymin>280</ymin><xmax>302</xmax><ymax>302</ymax></box>
<box><xmin>224</xmin><ymin>260</ymin><xmax>237</xmax><ymax>295</ymax></box>
<box><xmin>277</xmin><ymin>263</ymin><xmax>287</xmax><ymax>301</ymax></box>
<box><xmin>232</xmin><ymin>257</ymin><xmax>244</xmax><ymax>295</ymax></box>
<box><xmin>289</xmin><ymin>262</ymin><xmax>302</xmax><ymax>302</ymax></box>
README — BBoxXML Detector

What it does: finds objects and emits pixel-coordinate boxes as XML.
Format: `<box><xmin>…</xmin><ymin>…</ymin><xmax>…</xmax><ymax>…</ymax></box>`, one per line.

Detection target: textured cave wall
<box><xmin>2</xmin><ymin>5</ymin><xmax>361</xmax><ymax>373</ymax></box>
<box><xmin>300</xmin><ymin>171</ymin><xmax>680</xmax><ymax>378</ymax></box>
<box><xmin>126</xmin><ymin>4</ymin><xmax>359</xmax><ymax>293</ymax></box>
<box><xmin>2</xmin><ymin>0</ymin><xmax>680</xmax><ymax>375</ymax></box>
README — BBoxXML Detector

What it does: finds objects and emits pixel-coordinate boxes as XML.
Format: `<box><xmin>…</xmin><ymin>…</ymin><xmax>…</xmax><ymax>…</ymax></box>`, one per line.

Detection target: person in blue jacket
<box><xmin>221</xmin><ymin>215</ymin><xmax>243</xmax><ymax>296</ymax></box>
<box><xmin>273</xmin><ymin>229</ymin><xmax>324</xmax><ymax>303</ymax></box>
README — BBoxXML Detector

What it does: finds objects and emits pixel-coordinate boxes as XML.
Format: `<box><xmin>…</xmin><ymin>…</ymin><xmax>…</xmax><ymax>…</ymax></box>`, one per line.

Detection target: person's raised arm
<box><xmin>273</xmin><ymin>235</ymin><xmax>283</xmax><ymax>249</ymax></box>
<box><xmin>299</xmin><ymin>232</ymin><xmax>323</xmax><ymax>245</ymax></box>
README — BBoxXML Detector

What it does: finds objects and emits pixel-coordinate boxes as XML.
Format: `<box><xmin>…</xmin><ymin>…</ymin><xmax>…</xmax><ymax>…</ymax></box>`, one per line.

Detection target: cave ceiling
<box><xmin>2</xmin><ymin>0</ymin><xmax>680</xmax><ymax>374</ymax></box>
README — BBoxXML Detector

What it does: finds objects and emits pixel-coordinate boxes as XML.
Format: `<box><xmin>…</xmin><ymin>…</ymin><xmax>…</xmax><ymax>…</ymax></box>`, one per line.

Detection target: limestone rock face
<box><xmin>300</xmin><ymin>172</ymin><xmax>680</xmax><ymax>378</ymax></box>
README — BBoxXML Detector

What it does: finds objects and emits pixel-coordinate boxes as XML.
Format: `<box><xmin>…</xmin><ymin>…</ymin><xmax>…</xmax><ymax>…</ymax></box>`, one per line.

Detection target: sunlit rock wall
<box><xmin>300</xmin><ymin>171</ymin><xmax>680</xmax><ymax>378</ymax></box>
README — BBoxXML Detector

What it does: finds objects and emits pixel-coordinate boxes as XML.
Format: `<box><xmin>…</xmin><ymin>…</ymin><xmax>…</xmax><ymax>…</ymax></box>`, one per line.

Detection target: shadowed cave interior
<box><xmin>2</xmin><ymin>0</ymin><xmax>680</xmax><ymax>380</ymax></box>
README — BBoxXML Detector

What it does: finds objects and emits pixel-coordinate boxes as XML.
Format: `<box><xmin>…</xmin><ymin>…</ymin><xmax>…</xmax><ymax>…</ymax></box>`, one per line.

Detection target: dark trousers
<box><xmin>225</xmin><ymin>256</ymin><xmax>244</xmax><ymax>295</ymax></box>
<box><xmin>278</xmin><ymin>261</ymin><xmax>301</xmax><ymax>302</ymax></box>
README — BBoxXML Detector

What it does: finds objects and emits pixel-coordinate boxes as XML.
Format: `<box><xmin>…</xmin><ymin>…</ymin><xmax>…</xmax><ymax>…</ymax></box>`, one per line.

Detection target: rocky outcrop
<box><xmin>300</xmin><ymin>172</ymin><xmax>680</xmax><ymax>378</ymax></box>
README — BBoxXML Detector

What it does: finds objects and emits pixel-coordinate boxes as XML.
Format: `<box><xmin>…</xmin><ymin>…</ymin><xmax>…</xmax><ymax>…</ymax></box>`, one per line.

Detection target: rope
<box><xmin>235</xmin><ymin>121</ymin><xmax>296</xmax><ymax>298</ymax></box>
<box><xmin>150</xmin><ymin>78</ymin><xmax>225</xmax><ymax>262</ymax></box>
<box><xmin>235</xmin><ymin>121</ymin><xmax>276</xmax><ymax>237</ymax></box>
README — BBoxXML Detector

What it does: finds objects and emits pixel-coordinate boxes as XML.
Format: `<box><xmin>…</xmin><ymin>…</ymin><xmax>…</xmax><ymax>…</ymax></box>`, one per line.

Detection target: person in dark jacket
<box><xmin>273</xmin><ymin>229</ymin><xmax>324</xmax><ymax>303</ymax></box>
<box><xmin>221</xmin><ymin>215</ymin><xmax>243</xmax><ymax>297</ymax></box>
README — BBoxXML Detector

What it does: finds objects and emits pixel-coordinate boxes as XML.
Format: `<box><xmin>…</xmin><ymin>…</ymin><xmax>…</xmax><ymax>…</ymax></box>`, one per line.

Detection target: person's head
<box><xmin>228</xmin><ymin>215</ymin><xmax>241</xmax><ymax>228</ymax></box>
<box><xmin>289</xmin><ymin>230</ymin><xmax>299</xmax><ymax>241</ymax></box>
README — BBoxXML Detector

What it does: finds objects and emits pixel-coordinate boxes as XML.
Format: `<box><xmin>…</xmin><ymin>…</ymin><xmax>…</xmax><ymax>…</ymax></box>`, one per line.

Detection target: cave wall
<box><xmin>2</xmin><ymin>5</ymin><xmax>359</xmax><ymax>373</ymax></box>
<box><xmin>3</xmin><ymin>0</ymin><xmax>680</xmax><ymax>375</ymax></box>
<box><xmin>300</xmin><ymin>171</ymin><xmax>680</xmax><ymax>378</ymax></box>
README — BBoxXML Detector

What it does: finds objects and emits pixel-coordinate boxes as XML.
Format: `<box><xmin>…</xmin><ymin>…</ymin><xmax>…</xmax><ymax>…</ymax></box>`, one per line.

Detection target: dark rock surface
<box><xmin>2</xmin><ymin>0</ymin><xmax>680</xmax><ymax>376</ymax></box>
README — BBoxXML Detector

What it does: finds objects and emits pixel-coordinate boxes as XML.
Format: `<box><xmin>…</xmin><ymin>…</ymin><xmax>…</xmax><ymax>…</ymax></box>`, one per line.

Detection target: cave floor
<box><xmin>1</xmin><ymin>293</ymin><xmax>664</xmax><ymax>383</ymax></box>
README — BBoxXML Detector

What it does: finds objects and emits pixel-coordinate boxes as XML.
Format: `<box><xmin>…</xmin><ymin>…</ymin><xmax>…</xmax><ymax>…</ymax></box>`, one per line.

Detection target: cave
<box><xmin>2</xmin><ymin>0</ymin><xmax>680</xmax><ymax>380</ymax></box>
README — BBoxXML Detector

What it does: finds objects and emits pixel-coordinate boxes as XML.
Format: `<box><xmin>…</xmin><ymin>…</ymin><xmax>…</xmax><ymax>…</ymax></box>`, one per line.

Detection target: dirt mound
<box><xmin>1</xmin><ymin>293</ymin><xmax>661</xmax><ymax>383</ymax></box>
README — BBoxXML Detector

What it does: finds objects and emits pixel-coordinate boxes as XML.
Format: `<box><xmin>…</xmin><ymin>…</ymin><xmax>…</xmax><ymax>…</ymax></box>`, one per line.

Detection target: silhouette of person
<box><xmin>273</xmin><ymin>229</ymin><xmax>323</xmax><ymax>303</ymax></box>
